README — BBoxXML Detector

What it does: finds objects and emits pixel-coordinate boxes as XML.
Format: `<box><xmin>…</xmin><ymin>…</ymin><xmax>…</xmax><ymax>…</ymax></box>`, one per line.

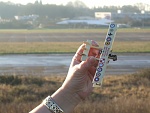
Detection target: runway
<box><xmin>0</xmin><ymin>31</ymin><xmax>149</xmax><ymax>76</ymax></box>
<box><xmin>0</xmin><ymin>32</ymin><xmax>149</xmax><ymax>42</ymax></box>
<box><xmin>0</xmin><ymin>53</ymin><xmax>149</xmax><ymax>76</ymax></box>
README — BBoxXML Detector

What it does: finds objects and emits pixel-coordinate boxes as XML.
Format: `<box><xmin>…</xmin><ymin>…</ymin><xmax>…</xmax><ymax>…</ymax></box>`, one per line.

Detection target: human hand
<box><xmin>29</xmin><ymin>40</ymin><xmax>101</xmax><ymax>113</ymax></box>
<box><xmin>62</xmin><ymin>40</ymin><xmax>100</xmax><ymax>100</ymax></box>
<box><xmin>50</xmin><ymin>40</ymin><xmax>101</xmax><ymax>113</ymax></box>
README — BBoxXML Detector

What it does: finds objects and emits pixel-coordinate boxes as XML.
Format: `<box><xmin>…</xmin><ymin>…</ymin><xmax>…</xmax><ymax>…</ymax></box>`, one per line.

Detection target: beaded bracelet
<box><xmin>43</xmin><ymin>96</ymin><xmax>64</xmax><ymax>113</ymax></box>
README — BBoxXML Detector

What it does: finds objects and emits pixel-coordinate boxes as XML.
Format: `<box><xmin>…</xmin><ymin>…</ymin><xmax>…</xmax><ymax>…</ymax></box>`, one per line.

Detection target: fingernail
<box><xmin>91</xmin><ymin>40</ymin><xmax>98</xmax><ymax>46</ymax></box>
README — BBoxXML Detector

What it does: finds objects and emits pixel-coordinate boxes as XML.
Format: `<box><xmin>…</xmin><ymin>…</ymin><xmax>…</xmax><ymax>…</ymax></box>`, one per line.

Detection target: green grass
<box><xmin>0</xmin><ymin>42</ymin><xmax>81</xmax><ymax>54</ymax></box>
<box><xmin>0</xmin><ymin>69</ymin><xmax>149</xmax><ymax>113</ymax></box>
<box><xmin>0</xmin><ymin>29</ymin><xmax>149</xmax><ymax>54</ymax></box>
<box><xmin>0</xmin><ymin>41</ymin><xmax>149</xmax><ymax>54</ymax></box>
<box><xmin>113</xmin><ymin>41</ymin><xmax>150</xmax><ymax>53</ymax></box>
<box><xmin>0</xmin><ymin>28</ymin><xmax>150</xmax><ymax>34</ymax></box>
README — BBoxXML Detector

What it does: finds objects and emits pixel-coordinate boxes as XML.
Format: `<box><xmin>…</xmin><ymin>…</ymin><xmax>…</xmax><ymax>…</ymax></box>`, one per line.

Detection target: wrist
<box><xmin>51</xmin><ymin>86</ymin><xmax>82</xmax><ymax>113</ymax></box>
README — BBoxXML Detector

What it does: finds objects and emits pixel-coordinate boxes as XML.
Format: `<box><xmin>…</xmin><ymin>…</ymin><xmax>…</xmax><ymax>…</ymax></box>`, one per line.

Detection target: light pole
<box><xmin>141</xmin><ymin>10</ymin><xmax>145</xmax><ymax>28</ymax></box>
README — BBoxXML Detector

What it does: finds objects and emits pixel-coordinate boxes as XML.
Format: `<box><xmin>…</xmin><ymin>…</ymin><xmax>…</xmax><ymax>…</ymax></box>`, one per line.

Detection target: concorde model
<box><xmin>81</xmin><ymin>23</ymin><xmax>118</xmax><ymax>87</ymax></box>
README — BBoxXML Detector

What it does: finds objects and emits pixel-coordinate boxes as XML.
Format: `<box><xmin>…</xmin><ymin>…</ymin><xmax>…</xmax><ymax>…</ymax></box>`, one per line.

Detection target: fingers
<box><xmin>86</xmin><ymin>66</ymin><xmax>96</xmax><ymax>81</ymax></box>
<box><xmin>73</xmin><ymin>40</ymin><xmax>101</xmax><ymax>62</ymax></box>
<box><xmin>73</xmin><ymin>43</ymin><xmax>85</xmax><ymax>62</ymax></box>
<box><xmin>88</xmin><ymin>40</ymin><xmax>101</xmax><ymax>59</ymax></box>
<box><xmin>79</xmin><ymin>56</ymin><xmax>97</xmax><ymax>71</ymax></box>
<box><xmin>69</xmin><ymin>43</ymin><xmax>85</xmax><ymax>68</ymax></box>
<box><xmin>71</xmin><ymin>40</ymin><xmax>101</xmax><ymax>69</ymax></box>
<box><xmin>78</xmin><ymin>56</ymin><xmax>98</xmax><ymax>81</ymax></box>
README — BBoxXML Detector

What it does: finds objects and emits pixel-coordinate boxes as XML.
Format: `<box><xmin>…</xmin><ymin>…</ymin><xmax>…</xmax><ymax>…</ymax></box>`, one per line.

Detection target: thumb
<box><xmin>79</xmin><ymin>56</ymin><xmax>97</xmax><ymax>71</ymax></box>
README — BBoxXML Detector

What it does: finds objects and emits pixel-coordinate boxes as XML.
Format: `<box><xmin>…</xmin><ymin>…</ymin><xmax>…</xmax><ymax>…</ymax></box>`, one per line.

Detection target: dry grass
<box><xmin>74</xmin><ymin>97</ymin><xmax>150</xmax><ymax>113</ymax></box>
<box><xmin>0</xmin><ymin>69</ymin><xmax>149</xmax><ymax>113</ymax></box>
<box><xmin>0</xmin><ymin>41</ymin><xmax>149</xmax><ymax>54</ymax></box>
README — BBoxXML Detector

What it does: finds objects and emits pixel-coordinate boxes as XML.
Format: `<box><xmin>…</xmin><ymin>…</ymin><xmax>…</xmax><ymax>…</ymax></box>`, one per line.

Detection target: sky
<box><xmin>0</xmin><ymin>0</ymin><xmax>150</xmax><ymax>8</ymax></box>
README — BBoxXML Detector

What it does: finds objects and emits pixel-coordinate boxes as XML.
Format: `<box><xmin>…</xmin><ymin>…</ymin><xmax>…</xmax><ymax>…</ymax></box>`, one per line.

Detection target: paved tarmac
<box><xmin>0</xmin><ymin>53</ymin><xmax>149</xmax><ymax>76</ymax></box>
<box><xmin>0</xmin><ymin>31</ymin><xmax>149</xmax><ymax>76</ymax></box>
<box><xmin>0</xmin><ymin>32</ymin><xmax>149</xmax><ymax>42</ymax></box>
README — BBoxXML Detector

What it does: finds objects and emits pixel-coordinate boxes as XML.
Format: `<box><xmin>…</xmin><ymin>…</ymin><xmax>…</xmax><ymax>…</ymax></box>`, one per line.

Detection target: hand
<box><xmin>62</xmin><ymin>40</ymin><xmax>100</xmax><ymax>100</ymax></box>
<box><xmin>29</xmin><ymin>40</ymin><xmax>101</xmax><ymax>113</ymax></box>
<box><xmin>51</xmin><ymin>40</ymin><xmax>101</xmax><ymax>113</ymax></box>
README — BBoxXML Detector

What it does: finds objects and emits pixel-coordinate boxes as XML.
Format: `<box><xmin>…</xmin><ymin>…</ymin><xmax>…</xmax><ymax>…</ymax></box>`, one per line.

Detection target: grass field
<box><xmin>0</xmin><ymin>28</ymin><xmax>149</xmax><ymax>113</ymax></box>
<box><xmin>0</xmin><ymin>28</ymin><xmax>149</xmax><ymax>54</ymax></box>
<box><xmin>0</xmin><ymin>41</ymin><xmax>149</xmax><ymax>54</ymax></box>
<box><xmin>0</xmin><ymin>69</ymin><xmax>149</xmax><ymax>113</ymax></box>
<box><xmin>0</xmin><ymin>28</ymin><xmax>150</xmax><ymax>34</ymax></box>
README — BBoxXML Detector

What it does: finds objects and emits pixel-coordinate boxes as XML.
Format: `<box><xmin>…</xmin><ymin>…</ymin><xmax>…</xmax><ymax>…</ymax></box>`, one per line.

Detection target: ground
<box><xmin>0</xmin><ymin>32</ymin><xmax>149</xmax><ymax>42</ymax></box>
<box><xmin>0</xmin><ymin>29</ymin><xmax>149</xmax><ymax>76</ymax></box>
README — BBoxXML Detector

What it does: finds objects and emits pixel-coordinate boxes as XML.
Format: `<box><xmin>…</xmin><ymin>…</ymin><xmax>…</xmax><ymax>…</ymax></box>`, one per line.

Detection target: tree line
<box><xmin>0</xmin><ymin>1</ymin><xmax>149</xmax><ymax>29</ymax></box>
<box><xmin>0</xmin><ymin>1</ymin><xmax>148</xmax><ymax>19</ymax></box>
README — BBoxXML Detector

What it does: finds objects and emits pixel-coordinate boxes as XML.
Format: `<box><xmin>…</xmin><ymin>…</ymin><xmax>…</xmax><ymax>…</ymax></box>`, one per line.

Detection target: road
<box><xmin>0</xmin><ymin>53</ymin><xmax>149</xmax><ymax>76</ymax></box>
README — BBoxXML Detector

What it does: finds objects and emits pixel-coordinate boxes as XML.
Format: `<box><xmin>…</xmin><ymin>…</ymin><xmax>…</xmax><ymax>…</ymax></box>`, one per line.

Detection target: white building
<box><xmin>14</xmin><ymin>15</ymin><xmax>39</xmax><ymax>21</ymax></box>
<box><xmin>95</xmin><ymin>12</ymin><xmax>111</xmax><ymax>20</ymax></box>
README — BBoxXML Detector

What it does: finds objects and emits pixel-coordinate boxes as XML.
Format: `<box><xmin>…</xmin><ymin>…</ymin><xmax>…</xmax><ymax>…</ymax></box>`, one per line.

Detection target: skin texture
<box><xmin>62</xmin><ymin>40</ymin><xmax>100</xmax><ymax>100</ymax></box>
<box><xmin>29</xmin><ymin>40</ymin><xmax>101</xmax><ymax>113</ymax></box>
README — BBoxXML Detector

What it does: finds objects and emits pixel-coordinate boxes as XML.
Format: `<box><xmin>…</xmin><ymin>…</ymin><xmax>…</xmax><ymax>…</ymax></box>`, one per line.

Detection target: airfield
<box><xmin>0</xmin><ymin>31</ymin><xmax>149</xmax><ymax>42</ymax></box>
<box><xmin>0</xmin><ymin>29</ymin><xmax>149</xmax><ymax>76</ymax></box>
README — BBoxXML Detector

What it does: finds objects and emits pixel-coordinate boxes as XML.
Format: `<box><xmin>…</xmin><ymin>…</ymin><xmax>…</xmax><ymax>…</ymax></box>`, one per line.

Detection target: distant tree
<box><xmin>34</xmin><ymin>0</ymin><xmax>39</xmax><ymax>4</ymax></box>
<box><xmin>91</xmin><ymin>6</ymin><xmax>119</xmax><ymax>14</ymax></box>
<box><xmin>66</xmin><ymin>1</ymin><xmax>91</xmax><ymax>18</ymax></box>
<box><xmin>121</xmin><ymin>5</ymin><xmax>140</xmax><ymax>13</ymax></box>
<box><xmin>66</xmin><ymin>0</ymin><xmax>87</xmax><ymax>8</ymax></box>
<box><xmin>39</xmin><ymin>0</ymin><xmax>42</xmax><ymax>5</ymax></box>
<box><xmin>135</xmin><ymin>3</ymin><xmax>146</xmax><ymax>11</ymax></box>
<box><xmin>0</xmin><ymin>1</ymin><xmax>149</xmax><ymax>28</ymax></box>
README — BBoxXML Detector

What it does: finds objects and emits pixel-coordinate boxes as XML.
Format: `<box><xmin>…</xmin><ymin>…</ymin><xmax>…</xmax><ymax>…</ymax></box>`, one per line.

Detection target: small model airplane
<box><xmin>81</xmin><ymin>23</ymin><xmax>118</xmax><ymax>87</ymax></box>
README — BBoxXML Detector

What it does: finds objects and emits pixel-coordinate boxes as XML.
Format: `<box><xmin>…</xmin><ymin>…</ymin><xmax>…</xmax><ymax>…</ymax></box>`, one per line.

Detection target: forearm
<box><xmin>29</xmin><ymin>86</ymin><xmax>81</xmax><ymax>113</ymax></box>
<box><xmin>51</xmin><ymin>87</ymin><xmax>82</xmax><ymax>113</ymax></box>
<box><xmin>29</xmin><ymin>103</ymin><xmax>52</xmax><ymax>113</ymax></box>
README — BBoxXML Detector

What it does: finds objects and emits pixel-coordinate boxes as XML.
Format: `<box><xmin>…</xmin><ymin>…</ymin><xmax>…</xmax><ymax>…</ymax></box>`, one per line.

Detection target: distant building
<box><xmin>95</xmin><ymin>12</ymin><xmax>111</xmax><ymax>20</ymax></box>
<box><xmin>14</xmin><ymin>15</ymin><xmax>39</xmax><ymax>21</ymax></box>
<box><xmin>0</xmin><ymin>17</ymin><xmax>12</xmax><ymax>23</ymax></box>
